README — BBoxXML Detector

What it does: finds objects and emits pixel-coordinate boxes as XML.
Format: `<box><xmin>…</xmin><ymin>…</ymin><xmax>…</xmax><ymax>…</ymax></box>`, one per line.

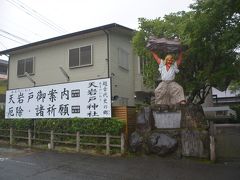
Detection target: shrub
<box><xmin>230</xmin><ymin>104</ymin><xmax>240</xmax><ymax>122</ymax></box>
<box><xmin>0</xmin><ymin>119</ymin><xmax>33</xmax><ymax>129</ymax></box>
<box><xmin>0</xmin><ymin>118</ymin><xmax>125</xmax><ymax>135</ymax></box>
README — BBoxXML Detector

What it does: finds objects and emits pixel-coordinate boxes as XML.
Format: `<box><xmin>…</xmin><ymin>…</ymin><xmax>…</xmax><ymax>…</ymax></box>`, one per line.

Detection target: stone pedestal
<box><xmin>181</xmin><ymin>129</ymin><xmax>209</xmax><ymax>158</ymax></box>
<box><xmin>136</xmin><ymin>107</ymin><xmax>154</xmax><ymax>133</ymax></box>
<box><xmin>129</xmin><ymin>104</ymin><xmax>210</xmax><ymax>159</ymax></box>
<box><xmin>147</xmin><ymin>132</ymin><xmax>178</xmax><ymax>156</ymax></box>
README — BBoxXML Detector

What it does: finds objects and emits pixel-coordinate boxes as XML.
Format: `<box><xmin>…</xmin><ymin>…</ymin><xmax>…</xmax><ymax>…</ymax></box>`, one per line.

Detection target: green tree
<box><xmin>132</xmin><ymin>0</ymin><xmax>240</xmax><ymax>104</ymax></box>
<box><xmin>229</xmin><ymin>54</ymin><xmax>240</xmax><ymax>95</ymax></box>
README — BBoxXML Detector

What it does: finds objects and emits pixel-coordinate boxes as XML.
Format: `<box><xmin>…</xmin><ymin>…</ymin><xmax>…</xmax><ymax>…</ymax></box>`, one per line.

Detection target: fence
<box><xmin>209</xmin><ymin>122</ymin><xmax>240</xmax><ymax>161</ymax></box>
<box><xmin>112</xmin><ymin>106</ymin><xmax>136</xmax><ymax>138</ymax></box>
<box><xmin>0</xmin><ymin>128</ymin><xmax>125</xmax><ymax>155</ymax></box>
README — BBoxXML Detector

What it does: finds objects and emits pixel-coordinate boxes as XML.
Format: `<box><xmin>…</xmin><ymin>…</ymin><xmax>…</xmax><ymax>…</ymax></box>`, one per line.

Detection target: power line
<box><xmin>0</xmin><ymin>33</ymin><xmax>24</xmax><ymax>44</ymax></box>
<box><xmin>0</xmin><ymin>41</ymin><xmax>8</xmax><ymax>50</ymax></box>
<box><xmin>6</xmin><ymin>0</ymin><xmax>66</xmax><ymax>33</ymax></box>
<box><xmin>0</xmin><ymin>29</ymin><xmax>30</xmax><ymax>43</ymax></box>
<box><xmin>5</xmin><ymin>0</ymin><xmax>68</xmax><ymax>34</ymax></box>
<box><xmin>1</xmin><ymin>18</ymin><xmax>45</xmax><ymax>39</ymax></box>
<box><xmin>7</xmin><ymin>0</ymin><xmax>67</xmax><ymax>33</ymax></box>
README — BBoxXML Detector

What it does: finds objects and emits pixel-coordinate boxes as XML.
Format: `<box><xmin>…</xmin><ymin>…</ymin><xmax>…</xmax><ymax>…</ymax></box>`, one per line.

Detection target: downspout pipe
<box><xmin>103</xmin><ymin>30</ymin><xmax>115</xmax><ymax>105</ymax></box>
<box><xmin>5</xmin><ymin>54</ymin><xmax>10</xmax><ymax>90</ymax></box>
<box><xmin>103</xmin><ymin>30</ymin><xmax>110</xmax><ymax>78</ymax></box>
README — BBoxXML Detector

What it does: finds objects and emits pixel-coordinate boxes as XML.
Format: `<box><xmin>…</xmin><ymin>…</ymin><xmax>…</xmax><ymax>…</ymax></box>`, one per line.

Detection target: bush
<box><xmin>0</xmin><ymin>118</ymin><xmax>125</xmax><ymax>135</ymax></box>
<box><xmin>0</xmin><ymin>108</ymin><xmax>5</xmax><ymax>119</ymax></box>
<box><xmin>231</xmin><ymin>104</ymin><xmax>240</xmax><ymax>121</ymax></box>
<box><xmin>0</xmin><ymin>119</ymin><xmax>33</xmax><ymax>129</ymax></box>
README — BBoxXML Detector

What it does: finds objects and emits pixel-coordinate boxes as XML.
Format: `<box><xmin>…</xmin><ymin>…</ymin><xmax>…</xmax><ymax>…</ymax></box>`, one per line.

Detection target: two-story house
<box><xmin>0</xmin><ymin>23</ymin><xmax>150</xmax><ymax>107</ymax></box>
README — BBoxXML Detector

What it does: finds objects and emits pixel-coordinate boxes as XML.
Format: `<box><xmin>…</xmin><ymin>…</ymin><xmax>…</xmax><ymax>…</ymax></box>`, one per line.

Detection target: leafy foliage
<box><xmin>185</xmin><ymin>0</ymin><xmax>240</xmax><ymax>103</ymax></box>
<box><xmin>231</xmin><ymin>104</ymin><xmax>240</xmax><ymax>121</ymax></box>
<box><xmin>229</xmin><ymin>80</ymin><xmax>240</xmax><ymax>95</ymax></box>
<box><xmin>0</xmin><ymin>108</ymin><xmax>5</xmax><ymax>119</ymax></box>
<box><xmin>132</xmin><ymin>0</ymin><xmax>240</xmax><ymax>104</ymax></box>
<box><xmin>0</xmin><ymin>80</ymin><xmax>7</xmax><ymax>94</ymax></box>
<box><xmin>0</xmin><ymin>118</ymin><xmax>125</xmax><ymax>135</ymax></box>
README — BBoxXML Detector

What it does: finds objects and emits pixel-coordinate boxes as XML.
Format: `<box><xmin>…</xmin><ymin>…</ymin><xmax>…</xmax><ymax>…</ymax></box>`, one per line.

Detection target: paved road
<box><xmin>0</xmin><ymin>146</ymin><xmax>240</xmax><ymax>180</ymax></box>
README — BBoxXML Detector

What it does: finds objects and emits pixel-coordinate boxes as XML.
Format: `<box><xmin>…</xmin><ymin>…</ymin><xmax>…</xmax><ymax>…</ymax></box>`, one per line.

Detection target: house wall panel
<box><xmin>109</xmin><ymin>32</ymin><xmax>136</xmax><ymax>106</ymax></box>
<box><xmin>8</xmin><ymin>34</ymin><xmax>108</xmax><ymax>89</ymax></box>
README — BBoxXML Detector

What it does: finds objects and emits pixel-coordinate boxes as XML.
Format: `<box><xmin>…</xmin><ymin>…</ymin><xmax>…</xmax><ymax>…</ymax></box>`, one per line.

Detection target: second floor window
<box><xmin>17</xmin><ymin>57</ymin><xmax>35</xmax><ymax>77</ymax></box>
<box><xmin>69</xmin><ymin>45</ymin><xmax>92</xmax><ymax>68</ymax></box>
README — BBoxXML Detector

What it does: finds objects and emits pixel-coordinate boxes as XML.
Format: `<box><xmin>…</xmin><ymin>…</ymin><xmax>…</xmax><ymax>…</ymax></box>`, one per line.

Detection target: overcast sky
<box><xmin>0</xmin><ymin>0</ymin><xmax>194</xmax><ymax>59</ymax></box>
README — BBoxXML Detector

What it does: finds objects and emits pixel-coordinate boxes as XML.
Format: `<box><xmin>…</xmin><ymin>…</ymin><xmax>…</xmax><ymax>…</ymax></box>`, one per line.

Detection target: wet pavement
<box><xmin>0</xmin><ymin>145</ymin><xmax>240</xmax><ymax>180</ymax></box>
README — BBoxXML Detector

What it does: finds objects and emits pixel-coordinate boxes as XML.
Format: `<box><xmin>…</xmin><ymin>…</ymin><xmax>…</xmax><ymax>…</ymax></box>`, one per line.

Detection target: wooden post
<box><xmin>106</xmin><ymin>133</ymin><xmax>110</xmax><ymax>155</ymax></box>
<box><xmin>209</xmin><ymin>121</ymin><xmax>216</xmax><ymax>161</ymax></box>
<box><xmin>210</xmin><ymin>135</ymin><xmax>216</xmax><ymax>162</ymax></box>
<box><xmin>76</xmin><ymin>131</ymin><xmax>80</xmax><ymax>152</ymax></box>
<box><xmin>10</xmin><ymin>128</ymin><xmax>13</xmax><ymax>145</ymax></box>
<box><xmin>209</xmin><ymin>121</ymin><xmax>214</xmax><ymax>136</ymax></box>
<box><xmin>28</xmin><ymin>129</ymin><xmax>32</xmax><ymax>147</ymax></box>
<box><xmin>120</xmin><ymin>133</ymin><xmax>125</xmax><ymax>154</ymax></box>
<box><xmin>50</xmin><ymin>130</ymin><xmax>54</xmax><ymax>150</ymax></box>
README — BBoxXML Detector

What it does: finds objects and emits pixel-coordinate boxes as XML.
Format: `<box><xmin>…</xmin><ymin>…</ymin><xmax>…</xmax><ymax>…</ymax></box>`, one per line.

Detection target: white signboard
<box><xmin>5</xmin><ymin>78</ymin><xmax>111</xmax><ymax>119</ymax></box>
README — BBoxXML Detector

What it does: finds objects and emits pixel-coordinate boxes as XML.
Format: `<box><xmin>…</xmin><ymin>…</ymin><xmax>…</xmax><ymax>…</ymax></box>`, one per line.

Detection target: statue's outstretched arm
<box><xmin>151</xmin><ymin>51</ymin><xmax>161</xmax><ymax>64</ymax></box>
<box><xmin>176</xmin><ymin>49</ymin><xmax>183</xmax><ymax>66</ymax></box>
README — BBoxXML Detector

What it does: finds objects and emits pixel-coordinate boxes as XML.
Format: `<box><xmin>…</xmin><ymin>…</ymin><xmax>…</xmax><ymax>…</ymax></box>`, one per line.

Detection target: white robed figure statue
<box><xmin>147</xmin><ymin>37</ymin><xmax>186</xmax><ymax>105</ymax></box>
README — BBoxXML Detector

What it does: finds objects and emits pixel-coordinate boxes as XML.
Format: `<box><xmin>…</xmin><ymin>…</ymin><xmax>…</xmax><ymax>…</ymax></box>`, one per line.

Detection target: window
<box><xmin>139</xmin><ymin>57</ymin><xmax>147</xmax><ymax>75</ymax></box>
<box><xmin>118</xmin><ymin>48</ymin><xmax>129</xmax><ymax>70</ymax></box>
<box><xmin>69</xmin><ymin>45</ymin><xmax>92</xmax><ymax>68</ymax></box>
<box><xmin>17</xmin><ymin>57</ymin><xmax>35</xmax><ymax>77</ymax></box>
<box><xmin>0</xmin><ymin>65</ymin><xmax>7</xmax><ymax>75</ymax></box>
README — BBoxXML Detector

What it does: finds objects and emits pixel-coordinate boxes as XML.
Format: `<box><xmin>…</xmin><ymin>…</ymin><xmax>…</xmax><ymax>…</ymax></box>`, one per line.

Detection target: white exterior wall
<box><xmin>109</xmin><ymin>32</ymin><xmax>136</xmax><ymax>106</ymax></box>
<box><xmin>8</xmin><ymin>33</ymin><xmax>108</xmax><ymax>89</ymax></box>
<box><xmin>134</xmin><ymin>57</ymin><xmax>153</xmax><ymax>92</ymax></box>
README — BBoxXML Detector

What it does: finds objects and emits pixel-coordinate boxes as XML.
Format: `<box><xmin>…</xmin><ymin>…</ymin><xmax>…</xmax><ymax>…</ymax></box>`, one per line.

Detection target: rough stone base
<box><xmin>146</xmin><ymin>130</ymin><xmax>180</xmax><ymax>156</ymax></box>
<box><xmin>129</xmin><ymin>130</ymin><xmax>181</xmax><ymax>157</ymax></box>
<box><xmin>130</xmin><ymin>104</ymin><xmax>210</xmax><ymax>159</ymax></box>
<box><xmin>181</xmin><ymin>129</ymin><xmax>209</xmax><ymax>158</ymax></box>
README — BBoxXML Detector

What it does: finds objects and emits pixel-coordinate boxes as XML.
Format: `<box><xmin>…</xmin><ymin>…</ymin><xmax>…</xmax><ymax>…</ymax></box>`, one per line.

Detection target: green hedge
<box><xmin>0</xmin><ymin>118</ymin><xmax>125</xmax><ymax>135</ymax></box>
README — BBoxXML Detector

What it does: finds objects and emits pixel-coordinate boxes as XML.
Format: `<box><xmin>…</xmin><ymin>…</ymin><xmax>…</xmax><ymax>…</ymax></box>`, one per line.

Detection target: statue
<box><xmin>147</xmin><ymin>37</ymin><xmax>186</xmax><ymax>105</ymax></box>
<box><xmin>129</xmin><ymin>38</ymin><xmax>209</xmax><ymax>158</ymax></box>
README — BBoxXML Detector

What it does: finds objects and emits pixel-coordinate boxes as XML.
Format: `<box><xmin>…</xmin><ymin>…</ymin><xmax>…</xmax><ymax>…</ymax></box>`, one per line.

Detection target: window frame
<box><xmin>118</xmin><ymin>48</ymin><xmax>129</xmax><ymax>71</ymax></box>
<box><xmin>69</xmin><ymin>44</ymin><xmax>93</xmax><ymax>69</ymax></box>
<box><xmin>17</xmin><ymin>57</ymin><xmax>35</xmax><ymax>77</ymax></box>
